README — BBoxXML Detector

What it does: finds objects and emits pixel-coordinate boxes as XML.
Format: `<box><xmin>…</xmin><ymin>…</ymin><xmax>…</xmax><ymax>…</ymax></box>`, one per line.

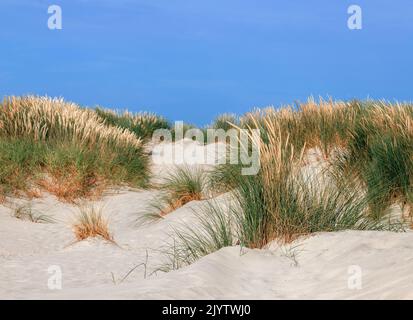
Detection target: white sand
<box><xmin>149</xmin><ymin>138</ymin><xmax>227</xmax><ymax>184</ymax></box>
<box><xmin>1</xmin><ymin>142</ymin><xmax>412</xmax><ymax>299</ymax></box>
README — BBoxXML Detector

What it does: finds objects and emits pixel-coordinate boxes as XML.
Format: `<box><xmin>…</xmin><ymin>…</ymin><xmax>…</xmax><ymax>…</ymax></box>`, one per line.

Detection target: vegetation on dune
<box><xmin>164</xmin><ymin>99</ymin><xmax>412</xmax><ymax>269</ymax></box>
<box><xmin>95</xmin><ymin>107</ymin><xmax>170</xmax><ymax>141</ymax></box>
<box><xmin>224</xmin><ymin>99</ymin><xmax>413</xmax><ymax>226</ymax></box>
<box><xmin>72</xmin><ymin>205</ymin><xmax>114</xmax><ymax>242</ymax></box>
<box><xmin>207</xmin><ymin>162</ymin><xmax>242</xmax><ymax>194</ymax></box>
<box><xmin>210</xmin><ymin>113</ymin><xmax>239</xmax><ymax>132</ymax></box>
<box><xmin>0</xmin><ymin>96</ymin><xmax>150</xmax><ymax>201</ymax></box>
<box><xmin>335</xmin><ymin>103</ymin><xmax>413</xmax><ymax>219</ymax></box>
<box><xmin>1</xmin><ymin>96</ymin><xmax>141</xmax><ymax>148</ymax></box>
<box><xmin>171</xmin><ymin>122</ymin><xmax>209</xmax><ymax>144</ymax></box>
<box><xmin>231</xmin><ymin>116</ymin><xmax>397</xmax><ymax>248</ymax></box>
<box><xmin>144</xmin><ymin>166</ymin><xmax>207</xmax><ymax>221</ymax></box>
<box><xmin>13</xmin><ymin>203</ymin><xmax>55</xmax><ymax>223</ymax></box>
<box><xmin>1</xmin><ymin>95</ymin><xmax>412</xmax><ymax>269</ymax></box>
<box><xmin>158</xmin><ymin>198</ymin><xmax>235</xmax><ymax>271</ymax></box>
<box><xmin>95</xmin><ymin>108</ymin><xmax>212</xmax><ymax>144</ymax></box>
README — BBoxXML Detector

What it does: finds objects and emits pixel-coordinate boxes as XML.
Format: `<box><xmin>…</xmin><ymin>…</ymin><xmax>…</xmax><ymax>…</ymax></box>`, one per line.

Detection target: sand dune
<box><xmin>0</xmin><ymin>141</ymin><xmax>412</xmax><ymax>299</ymax></box>
<box><xmin>1</xmin><ymin>189</ymin><xmax>412</xmax><ymax>299</ymax></box>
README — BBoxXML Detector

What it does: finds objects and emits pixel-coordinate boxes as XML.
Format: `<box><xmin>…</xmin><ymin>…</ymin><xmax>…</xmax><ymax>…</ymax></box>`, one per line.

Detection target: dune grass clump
<box><xmin>231</xmin><ymin>116</ymin><xmax>392</xmax><ymax>248</ymax></box>
<box><xmin>239</xmin><ymin>98</ymin><xmax>360</xmax><ymax>157</ymax></box>
<box><xmin>175</xmin><ymin>201</ymin><xmax>234</xmax><ymax>260</ymax></box>
<box><xmin>207</xmin><ymin>163</ymin><xmax>242</xmax><ymax>194</ymax></box>
<box><xmin>157</xmin><ymin>166</ymin><xmax>206</xmax><ymax>214</ymax></box>
<box><xmin>234</xmin><ymin>99</ymin><xmax>413</xmax><ymax>224</ymax></box>
<box><xmin>0</xmin><ymin>139</ymin><xmax>47</xmax><ymax>195</ymax></box>
<box><xmin>95</xmin><ymin>108</ymin><xmax>170</xmax><ymax>141</ymax></box>
<box><xmin>0</xmin><ymin>96</ymin><xmax>150</xmax><ymax>200</ymax></box>
<box><xmin>13</xmin><ymin>204</ymin><xmax>55</xmax><ymax>223</ymax></box>
<box><xmin>335</xmin><ymin>102</ymin><xmax>413</xmax><ymax>219</ymax></box>
<box><xmin>156</xmin><ymin>198</ymin><xmax>236</xmax><ymax>271</ymax></box>
<box><xmin>210</xmin><ymin>113</ymin><xmax>239</xmax><ymax>131</ymax></box>
<box><xmin>144</xmin><ymin>167</ymin><xmax>207</xmax><ymax>221</ymax></box>
<box><xmin>171</xmin><ymin>122</ymin><xmax>209</xmax><ymax>143</ymax></box>
<box><xmin>72</xmin><ymin>206</ymin><xmax>113</xmax><ymax>242</ymax></box>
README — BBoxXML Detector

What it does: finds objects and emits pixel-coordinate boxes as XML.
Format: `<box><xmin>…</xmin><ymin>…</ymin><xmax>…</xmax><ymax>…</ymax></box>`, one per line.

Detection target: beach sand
<box><xmin>1</xmin><ymin>141</ymin><xmax>412</xmax><ymax>299</ymax></box>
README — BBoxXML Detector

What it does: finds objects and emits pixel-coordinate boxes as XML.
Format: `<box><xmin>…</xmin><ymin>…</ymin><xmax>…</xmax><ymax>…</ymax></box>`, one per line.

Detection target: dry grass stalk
<box><xmin>0</xmin><ymin>96</ymin><xmax>142</xmax><ymax>149</ymax></box>
<box><xmin>72</xmin><ymin>206</ymin><xmax>114</xmax><ymax>242</ymax></box>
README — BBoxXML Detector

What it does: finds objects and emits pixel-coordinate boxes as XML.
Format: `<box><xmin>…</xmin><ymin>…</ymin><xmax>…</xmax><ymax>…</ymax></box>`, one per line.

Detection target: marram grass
<box><xmin>165</xmin><ymin>99</ymin><xmax>412</xmax><ymax>269</ymax></box>
<box><xmin>1</xmin><ymin>96</ymin><xmax>142</xmax><ymax>149</ymax></box>
<box><xmin>72</xmin><ymin>206</ymin><xmax>114</xmax><ymax>242</ymax></box>
<box><xmin>95</xmin><ymin>107</ymin><xmax>170</xmax><ymax>140</ymax></box>
<box><xmin>0</xmin><ymin>96</ymin><xmax>150</xmax><ymax>200</ymax></box>
<box><xmin>143</xmin><ymin>166</ymin><xmax>207</xmax><ymax>221</ymax></box>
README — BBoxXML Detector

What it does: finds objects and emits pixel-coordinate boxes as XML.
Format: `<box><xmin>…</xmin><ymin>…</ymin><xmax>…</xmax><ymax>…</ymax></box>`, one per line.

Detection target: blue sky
<box><xmin>1</xmin><ymin>1</ymin><xmax>412</xmax><ymax>125</ymax></box>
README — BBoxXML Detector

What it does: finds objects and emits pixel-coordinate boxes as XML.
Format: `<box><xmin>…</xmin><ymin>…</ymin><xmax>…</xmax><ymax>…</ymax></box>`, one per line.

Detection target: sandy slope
<box><xmin>0</xmin><ymin>189</ymin><xmax>203</xmax><ymax>299</ymax></box>
<box><xmin>38</xmin><ymin>230</ymin><xmax>413</xmax><ymax>300</ymax></box>
<box><xmin>0</xmin><ymin>142</ymin><xmax>412</xmax><ymax>299</ymax></box>
<box><xmin>2</xmin><ymin>190</ymin><xmax>412</xmax><ymax>300</ymax></box>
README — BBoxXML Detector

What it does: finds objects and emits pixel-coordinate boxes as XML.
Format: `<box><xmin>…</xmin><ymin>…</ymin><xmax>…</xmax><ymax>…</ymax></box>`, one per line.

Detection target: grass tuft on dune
<box><xmin>95</xmin><ymin>107</ymin><xmax>170</xmax><ymax>141</ymax></box>
<box><xmin>72</xmin><ymin>206</ymin><xmax>113</xmax><ymax>242</ymax></box>
<box><xmin>0</xmin><ymin>96</ymin><xmax>150</xmax><ymax>201</ymax></box>
<box><xmin>143</xmin><ymin>166</ymin><xmax>207</xmax><ymax>221</ymax></box>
